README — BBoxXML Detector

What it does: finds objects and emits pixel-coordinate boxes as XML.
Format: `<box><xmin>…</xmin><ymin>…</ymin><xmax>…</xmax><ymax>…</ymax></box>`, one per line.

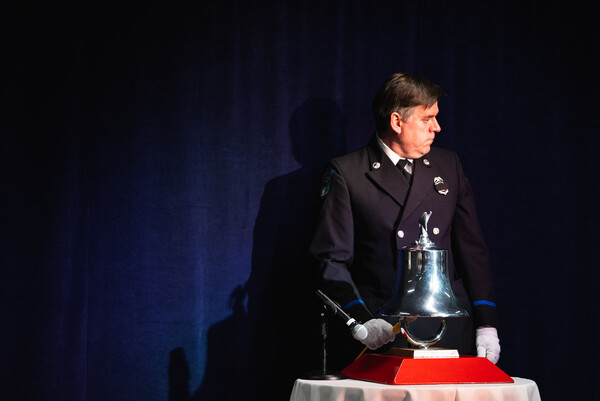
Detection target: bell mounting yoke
<box><xmin>400</xmin><ymin>317</ymin><xmax>447</xmax><ymax>348</ymax></box>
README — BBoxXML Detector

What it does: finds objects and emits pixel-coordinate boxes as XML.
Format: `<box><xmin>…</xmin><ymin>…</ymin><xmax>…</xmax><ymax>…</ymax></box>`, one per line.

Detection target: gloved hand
<box><xmin>476</xmin><ymin>326</ymin><xmax>500</xmax><ymax>364</ymax></box>
<box><xmin>355</xmin><ymin>318</ymin><xmax>396</xmax><ymax>350</ymax></box>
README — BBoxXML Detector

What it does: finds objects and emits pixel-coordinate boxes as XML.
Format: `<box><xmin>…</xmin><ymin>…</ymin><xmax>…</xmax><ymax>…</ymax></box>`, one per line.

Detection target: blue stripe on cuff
<box><xmin>343</xmin><ymin>299</ymin><xmax>365</xmax><ymax>310</ymax></box>
<box><xmin>473</xmin><ymin>300</ymin><xmax>497</xmax><ymax>307</ymax></box>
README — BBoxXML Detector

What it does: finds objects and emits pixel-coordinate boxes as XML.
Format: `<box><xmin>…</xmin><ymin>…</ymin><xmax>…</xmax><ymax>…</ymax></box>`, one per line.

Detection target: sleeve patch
<box><xmin>320</xmin><ymin>168</ymin><xmax>335</xmax><ymax>199</ymax></box>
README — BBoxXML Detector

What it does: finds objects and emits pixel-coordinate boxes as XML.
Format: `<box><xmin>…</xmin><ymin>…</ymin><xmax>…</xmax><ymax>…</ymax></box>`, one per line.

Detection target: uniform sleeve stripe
<box><xmin>473</xmin><ymin>300</ymin><xmax>497</xmax><ymax>307</ymax></box>
<box><xmin>343</xmin><ymin>299</ymin><xmax>365</xmax><ymax>310</ymax></box>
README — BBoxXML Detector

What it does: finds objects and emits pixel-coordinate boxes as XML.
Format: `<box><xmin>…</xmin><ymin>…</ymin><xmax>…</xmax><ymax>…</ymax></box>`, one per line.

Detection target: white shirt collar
<box><xmin>376</xmin><ymin>133</ymin><xmax>412</xmax><ymax>165</ymax></box>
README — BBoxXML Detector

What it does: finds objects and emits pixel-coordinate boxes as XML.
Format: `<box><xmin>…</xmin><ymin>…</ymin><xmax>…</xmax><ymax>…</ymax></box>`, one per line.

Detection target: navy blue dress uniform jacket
<box><xmin>310</xmin><ymin>135</ymin><xmax>498</xmax><ymax>354</ymax></box>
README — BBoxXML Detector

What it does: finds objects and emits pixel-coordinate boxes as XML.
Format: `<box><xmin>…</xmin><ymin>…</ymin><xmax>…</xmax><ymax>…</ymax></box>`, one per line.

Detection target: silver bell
<box><xmin>378</xmin><ymin>211</ymin><xmax>468</xmax><ymax>347</ymax></box>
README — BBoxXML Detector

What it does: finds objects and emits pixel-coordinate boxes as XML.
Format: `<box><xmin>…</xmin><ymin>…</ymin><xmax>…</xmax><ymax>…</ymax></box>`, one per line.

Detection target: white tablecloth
<box><xmin>289</xmin><ymin>377</ymin><xmax>541</xmax><ymax>401</ymax></box>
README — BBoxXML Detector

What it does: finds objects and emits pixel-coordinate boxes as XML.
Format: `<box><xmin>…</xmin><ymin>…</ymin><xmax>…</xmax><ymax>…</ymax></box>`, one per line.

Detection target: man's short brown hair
<box><xmin>372</xmin><ymin>73</ymin><xmax>443</xmax><ymax>132</ymax></box>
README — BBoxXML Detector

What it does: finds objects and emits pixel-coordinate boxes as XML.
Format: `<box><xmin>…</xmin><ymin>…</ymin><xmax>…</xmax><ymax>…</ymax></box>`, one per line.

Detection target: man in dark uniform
<box><xmin>309</xmin><ymin>73</ymin><xmax>500</xmax><ymax>369</ymax></box>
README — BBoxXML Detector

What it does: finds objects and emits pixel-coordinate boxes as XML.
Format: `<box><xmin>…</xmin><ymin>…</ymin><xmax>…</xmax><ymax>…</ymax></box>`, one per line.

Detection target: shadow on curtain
<box><xmin>166</xmin><ymin>98</ymin><xmax>348</xmax><ymax>401</ymax></box>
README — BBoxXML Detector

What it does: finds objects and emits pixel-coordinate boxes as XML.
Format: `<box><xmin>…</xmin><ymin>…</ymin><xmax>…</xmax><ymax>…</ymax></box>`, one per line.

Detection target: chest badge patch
<box><xmin>434</xmin><ymin>176</ymin><xmax>449</xmax><ymax>195</ymax></box>
<box><xmin>320</xmin><ymin>168</ymin><xmax>335</xmax><ymax>199</ymax></box>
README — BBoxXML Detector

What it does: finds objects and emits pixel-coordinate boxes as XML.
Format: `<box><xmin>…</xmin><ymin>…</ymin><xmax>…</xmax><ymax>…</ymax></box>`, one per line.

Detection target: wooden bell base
<box><xmin>341</xmin><ymin>354</ymin><xmax>513</xmax><ymax>385</ymax></box>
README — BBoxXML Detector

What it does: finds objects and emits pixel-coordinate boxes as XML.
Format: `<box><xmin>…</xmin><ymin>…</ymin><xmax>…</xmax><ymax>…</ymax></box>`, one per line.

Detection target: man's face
<box><xmin>396</xmin><ymin>102</ymin><xmax>441</xmax><ymax>159</ymax></box>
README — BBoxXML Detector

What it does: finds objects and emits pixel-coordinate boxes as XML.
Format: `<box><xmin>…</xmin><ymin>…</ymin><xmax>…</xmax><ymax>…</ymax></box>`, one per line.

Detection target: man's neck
<box><xmin>376</xmin><ymin>132</ymin><xmax>411</xmax><ymax>163</ymax></box>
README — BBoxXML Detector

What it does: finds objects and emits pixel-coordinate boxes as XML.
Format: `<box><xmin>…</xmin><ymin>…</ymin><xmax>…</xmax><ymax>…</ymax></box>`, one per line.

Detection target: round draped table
<box><xmin>289</xmin><ymin>377</ymin><xmax>541</xmax><ymax>401</ymax></box>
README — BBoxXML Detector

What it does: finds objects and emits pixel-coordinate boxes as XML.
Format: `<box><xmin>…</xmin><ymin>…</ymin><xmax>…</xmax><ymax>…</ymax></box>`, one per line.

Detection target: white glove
<box><xmin>356</xmin><ymin>319</ymin><xmax>396</xmax><ymax>350</ymax></box>
<box><xmin>476</xmin><ymin>326</ymin><xmax>501</xmax><ymax>364</ymax></box>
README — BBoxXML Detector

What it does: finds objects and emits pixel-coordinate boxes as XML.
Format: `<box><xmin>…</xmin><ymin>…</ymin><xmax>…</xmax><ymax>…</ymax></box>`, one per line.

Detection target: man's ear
<box><xmin>390</xmin><ymin>112</ymin><xmax>403</xmax><ymax>135</ymax></box>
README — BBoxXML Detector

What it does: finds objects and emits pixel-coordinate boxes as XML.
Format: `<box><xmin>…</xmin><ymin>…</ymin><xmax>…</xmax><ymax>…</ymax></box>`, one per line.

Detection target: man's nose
<box><xmin>432</xmin><ymin>118</ymin><xmax>441</xmax><ymax>132</ymax></box>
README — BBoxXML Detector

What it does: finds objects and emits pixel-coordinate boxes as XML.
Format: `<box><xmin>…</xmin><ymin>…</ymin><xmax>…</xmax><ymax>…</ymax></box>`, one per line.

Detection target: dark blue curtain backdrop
<box><xmin>2</xmin><ymin>1</ymin><xmax>598</xmax><ymax>400</ymax></box>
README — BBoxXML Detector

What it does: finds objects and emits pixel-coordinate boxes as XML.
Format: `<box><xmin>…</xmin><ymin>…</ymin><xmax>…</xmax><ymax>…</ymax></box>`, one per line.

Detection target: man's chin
<box><xmin>417</xmin><ymin>146</ymin><xmax>431</xmax><ymax>158</ymax></box>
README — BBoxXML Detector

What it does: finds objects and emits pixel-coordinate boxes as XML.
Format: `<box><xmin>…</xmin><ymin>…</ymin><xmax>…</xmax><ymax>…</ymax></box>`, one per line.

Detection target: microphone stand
<box><xmin>301</xmin><ymin>304</ymin><xmax>346</xmax><ymax>380</ymax></box>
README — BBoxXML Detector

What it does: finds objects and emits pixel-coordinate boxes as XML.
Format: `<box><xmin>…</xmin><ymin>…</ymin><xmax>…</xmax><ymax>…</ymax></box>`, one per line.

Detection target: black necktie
<box><xmin>397</xmin><ymin>159</ymin><xmax>413</xmax><ymax>181</ymax></box>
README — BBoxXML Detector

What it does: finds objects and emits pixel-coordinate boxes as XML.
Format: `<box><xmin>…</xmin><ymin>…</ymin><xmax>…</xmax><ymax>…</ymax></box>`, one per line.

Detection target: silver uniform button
<box><xmin>372</xmin><ymin>162</ymin><xmax>381</xmax><ymax>169</ymax></box>
<box><xmin>397</xmin><ymin>230</ymin><xmax>404</xmax><ymax>238</ymax></box>
<box><xmin>432</xmin><ymin>227</ymin><xmax>440</xmax><ymax>235</ymax></box>
<box><xmin>423</xmin><ymin>159</ymin><xmax>431</xmax><ymax>166</ymax></box>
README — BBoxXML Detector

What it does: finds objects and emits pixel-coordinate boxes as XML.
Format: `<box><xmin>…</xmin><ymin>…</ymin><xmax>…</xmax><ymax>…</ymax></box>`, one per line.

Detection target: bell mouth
<box><xmin>379</xmin><ymin>310</ymin><xmax>469</xmax><ymax>318</ymax></box>
<box><xmin>377</xmin><ymin>270</ymin><xmax>470</xmax><ymax>318</ymax></box>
